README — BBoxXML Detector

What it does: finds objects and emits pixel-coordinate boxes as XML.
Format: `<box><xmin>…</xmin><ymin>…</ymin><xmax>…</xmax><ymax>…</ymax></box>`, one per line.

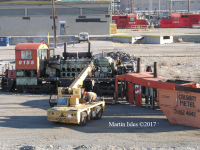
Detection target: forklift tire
<box><xmin>52</xmin><ymin>121</ymin><xmax>60</xmax><ymax>124</ymax></box>
<box><xmin>79</xmin><ymin>112</ymin><xmax>87</xmax><ymax>126</ymax></box>
<box><xmin>94</xmin><ymin>106</ymin><xmax>102</xmax><ymax>120</ymax></box>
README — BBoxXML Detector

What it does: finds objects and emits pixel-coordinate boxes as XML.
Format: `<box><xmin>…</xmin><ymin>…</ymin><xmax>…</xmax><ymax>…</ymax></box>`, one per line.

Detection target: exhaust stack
<box><xmin>137</xmin><ymin>58</ymin><xmax>141</xmax><ymax>73</ymax></box>
<box><xmin>88</xmin><ymin>42</ymin><xmax>90</xmax><ymax>53</ymax></box>
<box><xmin>154</xmin><ymin>62</ymin><xmax>158</xmax><ymax>78</ymax></box>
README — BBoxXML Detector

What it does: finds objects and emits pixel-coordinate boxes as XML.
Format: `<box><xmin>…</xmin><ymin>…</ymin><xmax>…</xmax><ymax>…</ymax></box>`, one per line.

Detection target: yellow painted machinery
<box><xmin>47</xmin><ymin>62</ymin><xmax>105</xmax><ymax>126</ymax></box>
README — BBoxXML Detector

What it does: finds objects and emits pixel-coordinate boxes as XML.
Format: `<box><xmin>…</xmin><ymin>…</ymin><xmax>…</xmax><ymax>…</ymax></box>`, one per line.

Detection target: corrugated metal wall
<box><xmin>82</xmin><ymin>7</ymin><xmax>108</xmax><ymax>15</ymax></box>
<box><xmin>0</xmin><ymin>7</ymin><xmax>108</xmax><ymax>16</ymax></box>
<box><xmin>27</xmin><ymin>8</ymin><xmax>52</xmax><ymax>16</ymax></box>
<box><xmin>0</xmin><ymin>9</ymin><xmax>25</xmax><ymax>16</ymax></box>
<box><xmin>119</xmin><ymin>0</ymin><xmax>200</xmax><ymax>12</ymax></box>
<box><xmin>55</xmin><ymin>8</ymin><xmax>80</xmax><ymax>15</ymax></box>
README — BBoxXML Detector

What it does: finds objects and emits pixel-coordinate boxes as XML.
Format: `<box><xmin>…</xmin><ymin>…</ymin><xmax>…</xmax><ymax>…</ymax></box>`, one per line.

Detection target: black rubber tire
<box><xmin>52</xmin><ymin>121</ymin><xmax>60</xmax><ymax>124</ymax></box>
<box><xmin>94</xmin><ymin>106</ymin><xmax>102</xmax><ymax>120</ymax></box>
<box><xmin>79</xmin><ymin>112</ymin><xmax>87</xmax><ymax>126</ymax></box>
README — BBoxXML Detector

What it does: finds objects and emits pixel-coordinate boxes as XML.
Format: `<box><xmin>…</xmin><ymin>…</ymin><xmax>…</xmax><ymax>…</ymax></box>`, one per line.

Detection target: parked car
<box><xmin>78</xmin><ymin>32</ymin><xmax>89</xmax><ymax>43</ymax></box>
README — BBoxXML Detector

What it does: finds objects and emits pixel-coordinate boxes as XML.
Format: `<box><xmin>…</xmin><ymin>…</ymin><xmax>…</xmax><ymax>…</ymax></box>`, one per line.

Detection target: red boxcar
<box><xmin>112</xmin><ymin>14</ymin><xmax>148</xmax><ymax>28</ymax></box>
<box><xmin>160</xmin><ymin>14</ymin><xmax>200</xmax><ymax>28</ymax></box>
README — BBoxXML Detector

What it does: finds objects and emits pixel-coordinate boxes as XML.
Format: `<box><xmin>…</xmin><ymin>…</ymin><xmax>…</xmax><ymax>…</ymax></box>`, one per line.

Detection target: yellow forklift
<box><xmin>47</xmin><ymin>62</ymin><xmax>105</xmax><ymax>126</ymax></box>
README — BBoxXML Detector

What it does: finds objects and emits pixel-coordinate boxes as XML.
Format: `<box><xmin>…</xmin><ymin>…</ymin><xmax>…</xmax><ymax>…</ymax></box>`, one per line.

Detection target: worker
<box><xmin>116</xmin><ymin>56</ymin><xmax>121</xmax><ymax>67</ymax></box>
<box><xmin>82</xmin><ymin>91</ymin><xmax>97</xmax><ymax>102</ymax></box>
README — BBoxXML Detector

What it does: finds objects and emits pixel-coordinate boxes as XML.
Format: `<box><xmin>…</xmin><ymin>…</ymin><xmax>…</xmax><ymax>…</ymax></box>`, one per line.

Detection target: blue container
<box><xmin>0</xmin><ymin>37</ymin><xmax>9</xmax><ymax>46</ymax></box>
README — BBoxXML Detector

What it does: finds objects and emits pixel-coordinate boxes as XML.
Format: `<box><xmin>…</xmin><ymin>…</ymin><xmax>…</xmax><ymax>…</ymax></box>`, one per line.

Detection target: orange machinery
<box><xmin>114</xmin><ymin>58</ymin><xmax>200</xmax><ymax>128</ymax></box>
<box><xmin>158</xmin><ymin>84</ymin><xmax>200</xmax><ymax>128</ymax></box>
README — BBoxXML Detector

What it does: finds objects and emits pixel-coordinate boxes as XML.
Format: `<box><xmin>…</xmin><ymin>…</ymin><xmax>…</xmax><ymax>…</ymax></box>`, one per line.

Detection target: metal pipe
<box><xmin>72</xmin><ymin>68</ymin><xmax>76</xmax><ymax>72</ymax></box>
<box><xmin>2</xmin><ymin>67</ymin><xmax>4</xmax><ymax>78</ymax></box>
<box><xmin>77</xmin><ymin>68</ymin><xmax>81</xmax><ymax>72</ymax></box>
<box><xmin>64</xmin><ymin>42</ymin><xmax>66</xmax><ymax>53</ymax></box>
<box><xmin>62</xmin><ymin>68</ymin><xmax>65</xmax><ymax>72</ymax></box>
<box><xmin>62</xmin><ymin>73</ymin><xmax>66</xmax><ymax>77</ymax></box>
<box><xmin>52</xmin><ymin>0</ymin><xmax>57</xmax><ymax>48</ymax></box>
<box><xmin>154</xmin><ymin>62</ymin><xmax>158</xmax><ymax>78</ymax></box>
<box><xmin>88</xmin><ymin>42</ymin><xmax>90</xmax><ymax>53</ymax></box>
<box><xmin>8</xmin><ymin>63</ymin><xmax>10</xmax><ymax>70</ymax></box>
<box><xmin>72</xmin><ymin>73</ymin><xmax>75</xmax><ymax>77</ymax></box>
<box><xmin>137</xmin><ymin>58</ymin><xmax>141</xmax><ymax>73</ymax></box>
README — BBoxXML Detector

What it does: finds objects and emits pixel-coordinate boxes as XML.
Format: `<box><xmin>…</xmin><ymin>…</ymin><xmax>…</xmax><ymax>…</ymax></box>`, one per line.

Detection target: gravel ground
<box><xmin>112</xmin><ymin>42</ymin><xmax>200</xmax><ymax>82</ymax></box>
<box><xmin>0</xmin><ymin>93</ymin><xmax>199</xmax><ymax>150</ymax></box>
<box><xmin>0</xmin><ymin>41</ymin><xmax>200</xmax><ymax>150</ymax></box>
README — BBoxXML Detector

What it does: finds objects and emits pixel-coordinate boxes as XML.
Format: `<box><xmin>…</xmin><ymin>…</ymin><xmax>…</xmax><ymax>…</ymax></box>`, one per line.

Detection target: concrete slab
<box><xmin>141</xmin><ymin>35</ymin><xmax>173</xmax><ymax>44</ymax></box>
<box><xmin>113</xmin><ymin>35</ymin><xmax>133</xmax><ymax>43</ymax></box>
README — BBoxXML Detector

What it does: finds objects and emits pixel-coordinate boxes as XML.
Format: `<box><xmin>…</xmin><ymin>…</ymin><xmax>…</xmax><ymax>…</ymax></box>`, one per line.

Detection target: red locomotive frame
<box><xmin>112</xmin><ymin>14</ymin><xmax>148</xmax><ymax>28</ymax></box>
<box><xmin>160</xmin><ymin>14</ymin><xmax>200</xmax><ymax>28</ymax></box>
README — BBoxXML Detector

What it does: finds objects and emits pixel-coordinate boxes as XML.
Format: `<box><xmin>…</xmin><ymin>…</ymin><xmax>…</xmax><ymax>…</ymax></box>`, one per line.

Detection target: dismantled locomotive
<box><xmin>1</xmin><ymin>42</ymin><xmax>134</xmax><ymax>94</ymax></box>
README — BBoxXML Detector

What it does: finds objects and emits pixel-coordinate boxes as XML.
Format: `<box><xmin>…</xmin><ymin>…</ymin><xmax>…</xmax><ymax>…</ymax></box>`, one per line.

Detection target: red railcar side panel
<box><xmin>160</xmin><ymin>14</ymin><xmax>200</xmax><ymax>28</ymax></box>
<box><xmin>112</xmin><ymin>14</ymin><xmax>148</xmax><ymax>28</ymax></box>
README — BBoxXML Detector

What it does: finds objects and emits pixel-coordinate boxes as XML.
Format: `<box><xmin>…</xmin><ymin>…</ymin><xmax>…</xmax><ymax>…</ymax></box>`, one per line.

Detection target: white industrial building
<box><xmin>0</xmin><ymin>1</ymin><xmax>111</xmax><ymax>36</ymax></box>
<box><xmin>118</xmin><ymin>0</ymin><xmax>200</xmax><ymax>13</ymax></box>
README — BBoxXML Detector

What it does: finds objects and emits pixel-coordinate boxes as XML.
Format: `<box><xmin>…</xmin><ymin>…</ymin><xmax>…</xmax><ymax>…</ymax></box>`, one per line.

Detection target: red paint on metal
<box><xmin>160</xmin><ymin>13</ymin><xmax>200</xmax><ymax>28</ymax></box>
<box><xmin>112</xmin><ymin>14</ymin><xmax>148</xmax><ymax>28</ymax></box>
<box><xmin>128</xmin><ymin>82</ymin><xmax>133</xmax><ymax>104</ymax></box>
<box><xmin>8</xmin><ymin>70</ymin><xmax>16</xmax><ymax>79</ymax></box>
<box><xmin>15</xmin><ymin>59</ymin><xmax>37</xmax><ymax>70</ymax></box>
<box><xmin>135</xmin><ymin>84</ymin><xmax>142</xmax><ymax>106</ymax></box>
<box><xmin>15</xmin><ymin>43</ymin><xmax>49</xmax><ymax>51</ymax></box>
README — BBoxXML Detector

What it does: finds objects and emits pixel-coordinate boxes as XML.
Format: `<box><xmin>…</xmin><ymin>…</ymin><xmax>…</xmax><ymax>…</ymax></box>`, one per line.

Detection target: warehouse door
<box><xmin>60</xmin><ymin>21</ymin><xmax>66</xmax><ymax>35</ymax></box>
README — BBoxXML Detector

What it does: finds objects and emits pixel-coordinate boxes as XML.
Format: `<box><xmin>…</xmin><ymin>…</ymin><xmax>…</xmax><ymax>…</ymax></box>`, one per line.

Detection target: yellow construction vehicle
<box><xmin>47</xmin><ymin>62</ymin><xmax>105</xmax><ymax>126</ymax></box>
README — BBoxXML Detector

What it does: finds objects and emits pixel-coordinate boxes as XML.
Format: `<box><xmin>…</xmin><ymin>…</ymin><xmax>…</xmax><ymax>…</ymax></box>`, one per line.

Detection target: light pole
<box><xmin>52</xmin><ymin>0</ymin><xmax>57</xmax><ymax>48</ymax></box>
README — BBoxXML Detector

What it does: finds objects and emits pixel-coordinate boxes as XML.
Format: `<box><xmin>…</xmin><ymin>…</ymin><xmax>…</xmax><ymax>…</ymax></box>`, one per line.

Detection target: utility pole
<box><xmin>188</xmin><ymin>0</ymin><xmax>190</xmax><ymax>13</ymax></box>
<box><xmin>52</xmin><ymin>0</ymin><xmax>57</xmax><ymax>48</ymax></box>
<box><xmin>158</xmin><ymin>0</ymin><xmax>160</xmax><ymax>17</ymax></box>
<box><xmin>132</xmin><ymin>0</ymin><xmax>133</xmax><ymax>14</ymax></box>
<box><xmin>125</xmin><ymin>0</ymin><xmax>127</xmax><ymax>13</ymax></box>
<box><xmin>149</xmin><ymin>0</ymin><xmax>150</xmax><ymax>14</ymax></box>
<box><xmin>170</xmin><ymin>0</ymin><xmax>172</xmax><ymax>14</ymax></box>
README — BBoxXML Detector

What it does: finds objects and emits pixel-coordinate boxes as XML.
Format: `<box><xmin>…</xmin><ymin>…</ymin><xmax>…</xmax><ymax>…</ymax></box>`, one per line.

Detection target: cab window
<box><xmin>21</xmin><ymin>51</ymin><xmax>31</xmax><ymax>59</ymax></box>
<box><xmin>57</xmin><ymin>97</ymin><xmax>67</xmax><ymax>105</ymax></box>
<box><xmin>39</xmin><ymin>49</ymin><xmax>47</xmax><ymax>58</ymax></box>
<box><xmin>174</xmin><ymin>17</ymin><xmax>179</xmax><ymax>21</ymax></box>
<box><xmin>130</xmin><ymin>17</ymin><xmax>135</xmax><ymax>22</ymax></box>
